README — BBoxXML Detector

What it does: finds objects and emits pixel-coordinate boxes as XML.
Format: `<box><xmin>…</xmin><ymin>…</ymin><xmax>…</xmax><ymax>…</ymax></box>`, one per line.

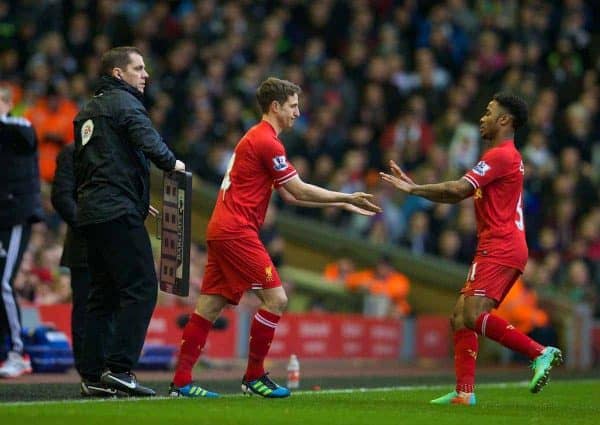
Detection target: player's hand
<box><xmin>174</xmin><ymin>160</ymin><xmax>186</xmax><ymax>171</ymax></box>
<box><xmin>380</xmin><ymin>160</ymin><xmax>416</xmax><ymax>193</ymax></box>
<box><xmin>148</xmin><ymin>205</ymin><xmax>159</xmax><ymax>217</ymax></box>
<box><xmin>342</xmin><ymin>203</ymin><xmax>377</xmax><ymax>216</ymax></box>
<box><xmin>348</xmin><ymin>192</ymin><xmax>382</xmax><ymax>214</ymax></box>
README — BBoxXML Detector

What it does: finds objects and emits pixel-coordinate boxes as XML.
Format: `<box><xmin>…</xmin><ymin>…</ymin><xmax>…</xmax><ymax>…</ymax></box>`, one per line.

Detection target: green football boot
<box><xmin>529</xmin><ymin>346</ymin><xmax>563</xmax><ymax>393</ymax></box>
<box><xmin>430</xmin><ymin>390</ymin><xmax>476</xmax><ymax>405</ymax></box>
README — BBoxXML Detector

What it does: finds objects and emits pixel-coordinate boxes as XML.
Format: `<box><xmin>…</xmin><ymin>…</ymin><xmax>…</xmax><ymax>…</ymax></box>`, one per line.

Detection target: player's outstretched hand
<box><xmin>380</xmin><ymin>160</ymin><xmax>416</xmax><ymax>193</ymax></box>
<box><xmin>348</xmin><ymin>192</ymin><xmax>382</xmax><ymax>214</ymax></box>
<box><xmin>342</xmin><ymin>203</ymin><xmax>377</xmax><ymax>216</ymax></box>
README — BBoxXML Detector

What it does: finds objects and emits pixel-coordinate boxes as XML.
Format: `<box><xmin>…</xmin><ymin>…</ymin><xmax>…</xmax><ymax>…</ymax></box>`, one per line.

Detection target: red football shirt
<box><xmin>462</xmin><ymin>139</ymin><xmax>528</xmax><ymax>271</ymax></box>
<box><xmin>207</xmin><ymin>120</ymin><xmax>297</xmax><ymax>240</ymax></box>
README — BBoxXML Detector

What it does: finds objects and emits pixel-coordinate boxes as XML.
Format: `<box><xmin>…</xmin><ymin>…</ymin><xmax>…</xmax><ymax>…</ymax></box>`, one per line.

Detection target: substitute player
<box><xmin>169</xmin><ymin>77</ymin><xmax>381</xmax><ymax>398</ymax></box>
<box><xmin>380</xmin><ymin>93</ymin><xmax>562</xmax><ymax>405</ymax></box>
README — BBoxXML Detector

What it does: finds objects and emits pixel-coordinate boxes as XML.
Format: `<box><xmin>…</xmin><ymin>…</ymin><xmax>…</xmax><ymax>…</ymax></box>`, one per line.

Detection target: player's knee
<box><xmin>195</xmin><ymin>296</ymin><xmax>226</xmax><ymax>322</ymax></box>
<box><xmin>463</xmin><ymin>310</ymin><xmax>480</xmax><ymax>330</ymax></box>
<box><xmin>264</xmin><ymin>293</ymin><xmax>288</xmax><ymax>315</ymax></box>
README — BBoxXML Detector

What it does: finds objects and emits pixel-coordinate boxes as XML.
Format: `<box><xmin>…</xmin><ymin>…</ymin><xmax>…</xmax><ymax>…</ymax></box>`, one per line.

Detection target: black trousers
<box><xmin>79</xmin><ymin>214</ymin><xmax>157</xmax><ymax>381</ymax></box>
<box><xmin>69</xmin><ymin>266</ymin><xmax>91</xmax><ymax>376</ymax></box>
<box><xmin>0</xmin><ymin>224</ymin><xmax>31</xmax><ymax>359</ymax></box>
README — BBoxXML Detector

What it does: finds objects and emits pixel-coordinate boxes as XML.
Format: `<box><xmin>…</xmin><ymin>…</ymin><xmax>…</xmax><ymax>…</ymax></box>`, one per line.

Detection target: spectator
<box><xmin>0</xmin><ymin>85</ymin><xmax>43</xmax><ymax>379</ymax></box>
<box><xmin>400</xmin><ymin>211</ymin><xmax>434</xmax><ymax>255</ymax></box>
<box><xmin>562</xmin><ymin>260</ymin><xmax>597</xmax><ymax>314</ymax></box>
<box><xmin>346</xmin><ymin>256</ymin><xmax>411</xmax><ymax>317</ymax></box>
<box><xmin>323</xmin><ymin>257</ymin><xmax>356</xmax><ymax>284</ymax></box>
<box><xmin>24</xmin><ymin>84</ymin><xmax>78</xmax><ymax>182</ymax></box>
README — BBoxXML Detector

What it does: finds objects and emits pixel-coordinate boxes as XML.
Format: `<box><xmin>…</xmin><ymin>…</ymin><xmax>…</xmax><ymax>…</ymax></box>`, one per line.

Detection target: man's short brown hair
<box><xmin>100</xmin><ymin>46</ymin><xmax>142</xmax><ymax>76</ymax></box>
<box><xmin>256</xmin><ymin>77</ymin><xmax>301</xmax><ymax>114</ymax></box>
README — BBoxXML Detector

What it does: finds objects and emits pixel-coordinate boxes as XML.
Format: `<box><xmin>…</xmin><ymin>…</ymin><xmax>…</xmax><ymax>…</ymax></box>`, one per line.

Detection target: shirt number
<box><xmin>515</xmin><ymin>192</ymin><xmax>524</xmax><ymax>231</ymax></box>
<box><xmin>220</xmin><ymin>153</ymin><xmax>236</xmax><ymax>200</ymax></box>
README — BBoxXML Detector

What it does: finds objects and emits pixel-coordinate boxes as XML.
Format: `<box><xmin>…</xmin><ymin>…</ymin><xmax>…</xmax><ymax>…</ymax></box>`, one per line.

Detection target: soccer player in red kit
<box><xmin>380</xmin><ymin>93</ymin><xmax>562</xmax><ymax>405</ymax></box>
<box><xmin>169</xmin><ymin>77</ymin><xmax>381</xmax><ymax>398</ymax></box>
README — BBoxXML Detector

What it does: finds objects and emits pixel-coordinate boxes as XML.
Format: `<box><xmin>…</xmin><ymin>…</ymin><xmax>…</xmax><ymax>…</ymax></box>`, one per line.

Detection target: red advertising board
<box><xmin>593</xmin><ymin>323</ymin><xmax>600</xmax><ymax>364</ymax></box>
<box><xmin>34</xmin><ymin>306</ymin><xmax>447</xmax><ymax>360</ymax></box>
<box><xmin>269</xmin><ymin>313</ymin><xmax>403</xmax><ymax>359</ymax></box>
<box><xmin>37</xmin><ymin>304</ymin><xmax>237</xmax><ymax>358</ymax></box>
<box><xmin>415</xmin><ymin>315</ymin><xmax>450</xmax><ymax>359</ymax></box>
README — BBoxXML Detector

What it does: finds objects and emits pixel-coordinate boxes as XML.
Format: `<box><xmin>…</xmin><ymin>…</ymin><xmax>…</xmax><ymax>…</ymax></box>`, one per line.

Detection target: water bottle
<box><xmin>286</xmin><ymin>354</ymin><xmax>300</xmax><ymax>389</ymax></box>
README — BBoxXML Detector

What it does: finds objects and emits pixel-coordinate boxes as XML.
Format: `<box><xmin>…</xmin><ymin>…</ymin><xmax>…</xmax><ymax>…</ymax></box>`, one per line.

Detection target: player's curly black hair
<box><xmin>493</xmin><ymin>93</ymin><xmax>528</xmax><ymax>130</ymax></box>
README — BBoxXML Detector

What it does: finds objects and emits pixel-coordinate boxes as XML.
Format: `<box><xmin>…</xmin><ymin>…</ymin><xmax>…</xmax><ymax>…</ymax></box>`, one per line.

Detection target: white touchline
<box><xmin>0</xmin><ymin>381</ymin><xmax>534</xmax><ymax>407</ymax></box>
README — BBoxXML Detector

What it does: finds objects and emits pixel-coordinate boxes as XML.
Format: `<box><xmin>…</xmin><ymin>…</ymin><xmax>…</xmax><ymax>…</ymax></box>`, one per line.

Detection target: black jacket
<box><xmin>51</xmin><ymin>144</ymin><xmax>87</xmax><ymax>268</ymax></box>
<box><xmin>0</xmin><ymin>114</ymin><xmax>44</xmax><ymax>229</ymax></box>
<box><xmin>73</xmin><ymin>76</ymin><xmax>176</xmax><ymax>226</ymax></box>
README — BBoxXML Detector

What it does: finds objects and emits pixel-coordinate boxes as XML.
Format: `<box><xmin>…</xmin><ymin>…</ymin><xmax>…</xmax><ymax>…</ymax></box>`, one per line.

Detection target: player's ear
<box><xmin>271</xmin><ymin>100</ymin><xmax>280</xmax><ymax>113</ymax></box>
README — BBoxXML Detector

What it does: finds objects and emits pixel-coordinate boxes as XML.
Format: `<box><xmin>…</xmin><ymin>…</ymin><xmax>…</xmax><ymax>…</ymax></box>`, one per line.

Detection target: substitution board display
<box><xmin>159</xmin><ymin>170</ymin><xmax>192</xmax><ymax>297</ymax></box>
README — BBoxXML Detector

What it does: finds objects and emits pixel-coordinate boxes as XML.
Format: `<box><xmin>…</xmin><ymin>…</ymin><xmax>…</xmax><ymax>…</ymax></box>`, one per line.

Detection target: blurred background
<box><xmin>2</xmin><ymin>0</ymin><xmax>599</xmax><ymax>371</ymax></box>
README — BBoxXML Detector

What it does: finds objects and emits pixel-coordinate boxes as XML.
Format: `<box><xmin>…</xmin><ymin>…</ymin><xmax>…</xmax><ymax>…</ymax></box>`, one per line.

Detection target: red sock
<box><xmin>172</xmin><ymin>313</ymin><xmax>213</xmax><ymax>387</ymax></box>
<box><xmin>475</xmin><ymin>313</ymin><xmax>544</xmax><ymax>359</ymax></box>
<box><xmin>454</xmin><ymin>328</ymin><xmax>478</xmax><ymax>393</ymax></box>
<box><xmin>244</xmin><ymin>309</ymin><xmax>280</xmax><ymax>381</ymax></box>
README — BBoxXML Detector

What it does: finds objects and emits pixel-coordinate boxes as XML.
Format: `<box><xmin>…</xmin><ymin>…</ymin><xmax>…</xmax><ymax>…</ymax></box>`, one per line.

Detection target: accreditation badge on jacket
<box><xmin>81</xmin><ymin>119</ymin><xmax>94</xmax><ymax>146</ymax></box>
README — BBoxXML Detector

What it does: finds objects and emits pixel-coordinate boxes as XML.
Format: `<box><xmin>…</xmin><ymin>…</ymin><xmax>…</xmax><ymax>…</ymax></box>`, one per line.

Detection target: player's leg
<box><xmin>465</xmin><ymin>298</ymin><xmax>562</xmax><ymax>393</ymax></box>
<box><xmin>241</xmin><ymin>285</ymin><xmax>290</xmax><ymax>398</ymax></box>
<box><xmin>461</xmin><ymin>263</ymin><xmax>562</xmax><ymax>393</ymax></box>
<box><xmin>170</xmin><ymin>241</ymin><xmax>230</xmax><ymax>398</ymax></box>
<box><xmin>170</xmin><ymin>293</ymin><xmax>226</xmax><ymax>398</ymax></box>
<box><xmin>246</xmin><ymin>285</ymin><xmax>287</xmax><ymax>380</ymax></box>
<box><xmin>430</xmin><ymin>295</ymin><xmax>477</xmax><ymax>406</ymax></box>
<box><xmin>464</xmin><ymin>293</ymin><xmax>542</xmax><ymax>357</ymax></box>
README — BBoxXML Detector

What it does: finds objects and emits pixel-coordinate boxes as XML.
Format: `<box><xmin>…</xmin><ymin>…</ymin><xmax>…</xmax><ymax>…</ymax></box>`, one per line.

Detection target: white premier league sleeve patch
<box><xmin>81</xmin><ymin>119</ymin><xmax>94</xmax><ymax>146</ymax></box>
<box><xmin>472</xmin><ymin>161</ymin><xmax>491</xmax><ymax>176</ymax></box>
<box><xmin>272</xmin><ymin>155</ymin><xmax>289</xmax><ymax>171</ymax></box>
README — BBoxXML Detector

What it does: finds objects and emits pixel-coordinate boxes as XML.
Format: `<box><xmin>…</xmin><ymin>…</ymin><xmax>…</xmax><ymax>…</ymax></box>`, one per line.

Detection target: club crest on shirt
<box><xmin>265</xmin><ymin>266</ymin><xmax>273</xmax><ymax>282</ymax></box>
<box><xmin>472</xmin><ymin>161</ymin><xmax>491</xmax><ymax>176</ymax></box>
<box><xmin>272</xmin><ymin>155</ymin><xmax>288</xmax><ymax>171</ymax></box>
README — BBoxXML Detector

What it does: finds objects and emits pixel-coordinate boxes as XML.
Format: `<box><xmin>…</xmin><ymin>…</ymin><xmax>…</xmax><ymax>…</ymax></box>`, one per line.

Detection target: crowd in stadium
<box><xmin>1</xmin><ymin>0</ymin><xmax>598</xmax><ymax>317</ymax></box>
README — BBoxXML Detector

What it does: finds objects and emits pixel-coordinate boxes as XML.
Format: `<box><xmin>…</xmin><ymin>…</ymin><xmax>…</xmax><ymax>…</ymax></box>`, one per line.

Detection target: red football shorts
<box><xmin>201</xmin><ymin>237</ymin><xmax>282</xmax><ymax>305</ymax></box>
<box><xmin>460</xmin><ymin>261</ymin><xmax>521</xmax><ymax>304</ymax></box>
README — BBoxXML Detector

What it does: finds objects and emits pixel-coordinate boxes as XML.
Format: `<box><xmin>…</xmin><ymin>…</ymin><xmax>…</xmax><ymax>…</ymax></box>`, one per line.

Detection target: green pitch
<box><xmin>1</xmin><ymin>380</ymin><xmax>599</xmax><ymax>425</ymax></box>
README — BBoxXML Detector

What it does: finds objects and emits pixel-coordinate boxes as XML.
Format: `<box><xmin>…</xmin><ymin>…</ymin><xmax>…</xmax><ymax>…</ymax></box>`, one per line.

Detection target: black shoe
<box><xmin>80</xmin><ymin>380</ymin><xmax>118</xmax><ymax>398</ymax></box>
<box><xmin>100</xmin><ymin>370</ymin><xmax>156</xmax><ymax>397</ymax></box>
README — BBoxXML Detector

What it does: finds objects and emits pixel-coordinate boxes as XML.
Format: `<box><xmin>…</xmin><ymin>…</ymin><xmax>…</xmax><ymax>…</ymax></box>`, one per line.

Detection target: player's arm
<box><xmin>380</xmin><ymin>160</ymin><xmax>473</xmax><ymax>204</ymax></box>
<box><xmin>280</xmin><ymin>175</ymin><xmax>381</xmax><ymax>214</ymax></box>
<box><xmin>277</xmin><ymin>185</ymin><xmax>375</xmax><ymax>216</ymax></box>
